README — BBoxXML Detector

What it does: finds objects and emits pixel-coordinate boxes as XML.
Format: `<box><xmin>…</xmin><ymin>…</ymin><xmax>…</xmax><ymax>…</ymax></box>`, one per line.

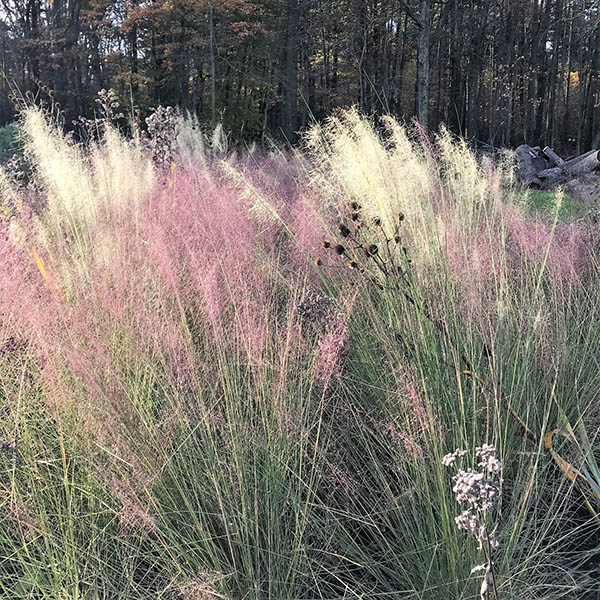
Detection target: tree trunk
<box><xmin>416</xmin><ymin>0</ymin><xmax>430</xmax><ymax>128</ymax></box>
<box><xmin>208</xmin><ymin>0</ymin><xmax>216</xmax><ymax>128</ymax></box>
<box><xmin>282</xmin><ymin>0</ymin><xmax>299</xmax><ymax>143</ymax></box>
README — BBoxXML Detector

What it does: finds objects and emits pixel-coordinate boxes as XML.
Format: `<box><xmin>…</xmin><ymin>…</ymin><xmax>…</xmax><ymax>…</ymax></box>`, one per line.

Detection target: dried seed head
<box><xmin>313</xmin><ymin>257</ymin><xmax>323</xmax><ymax>266</ymax></box>
<box><xmin>338</xmin><ymin>224</ymin><xmax>351</xmax><ymax>238</ymax></box>
<box><xmin>372</xmin><ymin>216</ymin><xmax>381</xmax><ymax>226</ymax></box>
<box><xmin>322</xmin><ymin>240</ymin><xmax>331</xmax><ymax>249</ymax></box>
<box><xmin>350</xmin><ymin>201</ymin><xmax>361</xmax><ymax>211</ymax></box>
<box><xmin>297</xmin><ymin>288</ymin><xmax>333</xmax><ymax>323</ymax></box>
<box><xmin>398</xmin><ymin>212</ymin><xmax>405</xmax><ymax>222</ymax></box>
<box><xmin>394</xmin><ymin>234</ymin><xmax>401</xmax><ymax>243</ymax></box>
<box><xmin>364</xmin><ymin>244</ymin><xmax>378</xmax><ymax>257</ymax></box>
<box><xmin>351</xmin><ymin>212</ymin><xmax>360</xmax><ymax>222</ymax></box>
<box><xmin>346</xmin><ymin>260</ymin><xmax>358</xmax><ymax>269</ymax></box>
<box><xmin>335</xmin><ymin>244</ymin><xmax>346</xmax><ymax>255</ymax></box>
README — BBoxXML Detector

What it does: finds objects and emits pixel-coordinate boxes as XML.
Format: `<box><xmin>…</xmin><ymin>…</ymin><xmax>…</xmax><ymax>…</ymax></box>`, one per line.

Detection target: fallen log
<box><xmin>542</xmin><ymin>146</ymin><xmax>565</xmax><ymax>167</ymax></box>
<box><xmin>566</xmin><ymin>149</ymin><xmax>599</xmax><ymax>167</ymax></box>
<box><xmin>538</xmin><ymin>150</ymin><xmax>600</xmax><ymax>186</ymax></box>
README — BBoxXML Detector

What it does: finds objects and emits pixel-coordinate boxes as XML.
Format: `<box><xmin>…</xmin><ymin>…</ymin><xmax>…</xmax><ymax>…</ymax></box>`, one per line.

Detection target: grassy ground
<box><xmin>515</xmin><ymin>188</ymin><xmax>587</xmax><ymax>221</ymax></box>
<box><xmin>0</xmin><ymin>108</ymin><xmax>599</xmax><ymax>599</ymax></box>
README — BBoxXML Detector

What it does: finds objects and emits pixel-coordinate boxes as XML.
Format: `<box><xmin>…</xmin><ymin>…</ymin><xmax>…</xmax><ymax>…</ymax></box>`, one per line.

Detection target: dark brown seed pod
<box><xmin>346</xmin><ymin>260</ymin><xmax>358</xmax><ymax>269</ymax></box>
<box><xmin>350</xmin><ymin>201</ymin><xmax>361</xmax><ymax>211</ymax></box>
<box><xmin>394</xmin><ymin>235</ymin><xmax>401</xmax><ymax>243</ymax></box>
<box><xmin>313</xmin><ymin>257</ymin><xmax>323</xmax><ymax>266</ymax></box>
<box><xmin>364</xmin><ymin>244</ymin><xmax>378</xmax><ymax>257</ymax></box>
<box><xmin>398</xmin><ymin>212</ymin><xmax>405</xmax><ymax>222</ymax></box>
<box><xmin>338</xmin><ymin>224</ymin><xmax>351</xmax><ymax>238</ymax></box>
<box><xmin>335</xmin><ymin>244</ymin><xmax>346</xmax><ymax>255</ymax></box>
<box><xmin>372</xmin><ymin>216</ymin><xmax>381</xmax><ymax>226</ymax></box>
<box><xmin>322</xmin><ymin>240</ymin><xmax>331</xmax><ymax>248</ymax></box>
<box><xmin>351</xmin><ymin>212</ymin><xmax>360</xmax><ymax>222</ymax></box>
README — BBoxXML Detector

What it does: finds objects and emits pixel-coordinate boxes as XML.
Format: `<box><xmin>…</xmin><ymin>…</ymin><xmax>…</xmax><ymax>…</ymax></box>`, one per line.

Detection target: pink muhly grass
<box><xmin>373</xmin><ymin>417</ymin><xmax>425</xmax><ymax>464</ymax></box>
<box><xmin>314</xmin><ymin>291</ymin><xmax>356</xmax><ymax>386</ymax></box>
<box><xmin>109</xmin><ymin>475</ymin><xmax>157</xmax><ymax>534</ymax></box>
<box><xmin>268</xmin><ymin>293</ymin><xmax>313</xmax><ymax>434</ymax></box>
<box><xmin>0</xmin><ymin>231</ymin><xmax>71</xmax><ymax>365</ymax></box>
<box><xmin>6</xmin><ymin>497</ymin><xmax>42</xmax><ymax>540</ymax></box>
<box><xmin>0</xmin><ymin>159</ymin><xmax>336</xmax><ymax>491</ymax></box>
<box><xmin>374</xmin><ymin>369</ymin><xmax>439</xmax><ymax>465</ymax></box>
<box><xmin>322</xmin><ymin>450</ymin><xmax>357</xmax><ymax>499</ymax></box>
<box><xmin>151</xmin><ymin>170</ymin><xmax>322</xmax><ymax>368</ymax></box>
<box><xmin>404</xmin><ymin>377</ymin><xmax>432</xmax><ymax>436</ymax></box>
<box><xmin>287</xmin><ymin>198</ymin><xmax>328</xmax><ymax>273</ymax></box>
<box><xmin>442</xmin><ymin>202</ymin><xmax>594</xmax><ymax>331</ymax></box>
<box><xmin>442</xmin><ymin>218</ymin><xmax>503</xmax><ymax>325</ymax></box>
<box><xmin>145</xmin><ymin>174</ymin><xmax>278</xmax><ymax>351</ymax></box>
<box><xmin>194</xmin><ymin>262</ymin><xmax>224</xmax><ymax>327</ymax></box>
<box><xmin>0</xmin><ymin>199</ymin><xmax>178</xmax><ymax>477</ymax></box>
<box><xmin>2</xmin><ymin>162</ymin><xmax>313</xmax><ymax>380</ymax></box>
<box><xmin>315</xmin><ymin>320</ymin><xmax>349</xmax><ymax>384</ymax></box>
<box><xmin>501</xmin><ymin>204</ymin><xmax>591</xmax><ymax>285</ymax></box>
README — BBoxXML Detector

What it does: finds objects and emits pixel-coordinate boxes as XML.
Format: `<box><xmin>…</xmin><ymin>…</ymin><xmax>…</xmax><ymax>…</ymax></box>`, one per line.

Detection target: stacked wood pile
<box><xmin>516</xmin><ymin>145</ymin><xmax>600</xmax><ymax>189</ymax></box>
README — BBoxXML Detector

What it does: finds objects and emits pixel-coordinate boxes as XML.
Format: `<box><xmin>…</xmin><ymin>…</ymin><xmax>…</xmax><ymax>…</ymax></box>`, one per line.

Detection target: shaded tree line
<box><xmin>0</xmin><ymin>0</ymin><xmax>598</xmax><ymax>151</ymax></box>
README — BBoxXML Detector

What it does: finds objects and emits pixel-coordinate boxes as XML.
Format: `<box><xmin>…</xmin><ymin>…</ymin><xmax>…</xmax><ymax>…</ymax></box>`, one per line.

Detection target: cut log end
<box><xmin>515</xmin><ymin>144</ymin><xmax>544</xmax><ymax>189</ymax></box>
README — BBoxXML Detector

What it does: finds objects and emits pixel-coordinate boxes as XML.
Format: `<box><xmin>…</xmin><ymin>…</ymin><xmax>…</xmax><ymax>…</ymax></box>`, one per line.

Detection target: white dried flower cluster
<box><xmin>453</xmin><ymin>468</ymin><xmax>500</xmax><ymax>511</ymax></box>
<box><xmin>144</xmin><ymin>106</ymin><xmax>181</xmax><ymax>165</ymax></box>
<box><xmin>443</xmin><ymin>444</ymin><xmax>502</xmax><ymax>599</ymax></box>
<box><xmin>455</xmin><ymin>509</ymin><xmax>478</xmax><ymax>532</ymax></box>
<box><xmin>476</xmin><ymin>443</ymin><xmax>501</xmax><ymax>473</ymax></box>
<box><xmin>442</xmin><ymin>448</ymin><xmax>467</xmax><ymax>466</ymax></box>
<box><xmin>95</xmin><ymin>88</ymin><xmax>124</xmax><ymax>123</ymax></box>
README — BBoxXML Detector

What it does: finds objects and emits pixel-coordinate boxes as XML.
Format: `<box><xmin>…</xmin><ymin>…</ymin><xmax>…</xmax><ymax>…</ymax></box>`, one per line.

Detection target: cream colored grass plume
<box><xmin>304</xmin><ymin>109</ymin><xmax>511</xmax><ymax>274</ymax></box>
<box><xmin>21</xmin><ymin>108</ymin><xmax>156</xmax><ymax>238</ymax></box>
<box><xmin>1</xmin><ymin>108</ymin><xmax>158</xmax><ymax>301</ymax></box>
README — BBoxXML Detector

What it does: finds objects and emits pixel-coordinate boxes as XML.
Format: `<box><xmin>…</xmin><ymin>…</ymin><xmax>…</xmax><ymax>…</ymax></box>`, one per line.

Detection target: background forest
<box><xmin>0</xmin><ymin>0</ymin><xmax>599</xmax><ymax>150</ymax></box>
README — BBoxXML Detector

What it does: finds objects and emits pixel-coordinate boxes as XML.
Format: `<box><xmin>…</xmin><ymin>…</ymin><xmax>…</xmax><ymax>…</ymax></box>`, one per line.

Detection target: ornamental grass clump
<box><xmin>443</xmin><ymin>444</ymin><xmax>503</xmax><ymax>600</ymax></box>
<box><xmin>1</xmin><ymin>105</ymin><xmax>599</xmax><ymax>599</ymax></box>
